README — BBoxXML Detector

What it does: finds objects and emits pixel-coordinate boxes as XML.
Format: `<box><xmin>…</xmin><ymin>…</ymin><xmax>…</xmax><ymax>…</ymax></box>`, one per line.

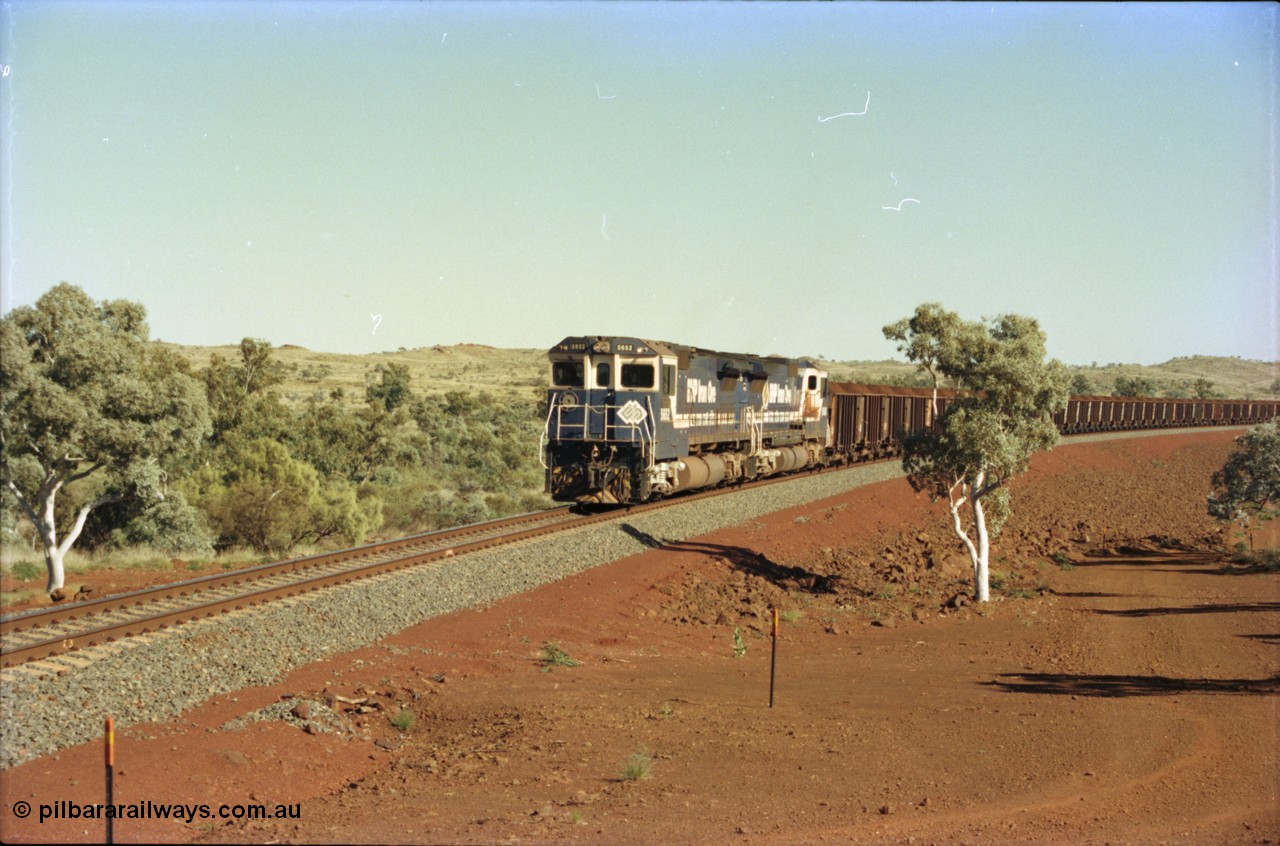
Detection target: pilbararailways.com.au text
<box><xmin>19</xmin><ymin>799</ymin><xmax>301</xmax><ymax>824</ymax></box>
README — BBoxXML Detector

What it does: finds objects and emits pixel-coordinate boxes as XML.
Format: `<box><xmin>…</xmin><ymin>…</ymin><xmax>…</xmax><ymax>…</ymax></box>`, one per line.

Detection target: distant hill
<box><xmin>162</xmin><ymin>342</ymin><xmax>548</xmax><ymax>407</ymax></box>
<box><xmin>162</xmin><ymin>343</ymin><xmax>1278</xmax><ymax>406</ymax></box>
<box><xmin>823</xmin><ymin>355</ymin><xmax>1278</xmax><ymax>400</ymax></box>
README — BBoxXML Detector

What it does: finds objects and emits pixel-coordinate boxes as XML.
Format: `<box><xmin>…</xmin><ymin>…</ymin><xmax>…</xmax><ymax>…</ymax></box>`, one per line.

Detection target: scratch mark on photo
<box><xmin>371</xmin><ymin>314</ymin><xmax>383</xmax><ymax>335</ymax></box>
<box><xmin>882</xmin><ymin>198</ymin><xmax>921</xmax><ymax>212</ymax></box>
<box><xmin>818</xmin><ymin>91</ymin><xmax>870</xmax><ymax>122</ymax></box>
<box><xmin>596</xmin><ymin>84</ymin><xmax>617</xmax><ymax>100</ymax></box>
<box><xmin>601</xmin><ymin>214</ymin><xmax>611</xmax><ymax>241</ymax></box>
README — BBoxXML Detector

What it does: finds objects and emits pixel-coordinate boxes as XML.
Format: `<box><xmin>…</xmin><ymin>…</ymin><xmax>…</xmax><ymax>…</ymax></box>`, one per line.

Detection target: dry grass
<box><xmin>163</xmin><ymin>342</ymin><xmax>548</xmax><ymax>409</ymax></box>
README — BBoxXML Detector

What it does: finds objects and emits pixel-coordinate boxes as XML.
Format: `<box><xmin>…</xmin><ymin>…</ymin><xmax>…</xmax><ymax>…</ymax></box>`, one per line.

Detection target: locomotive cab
<box><xmin>542</xmin><ymin>337</ymin><xmax>679</xmax><ymax>504</ymax></box>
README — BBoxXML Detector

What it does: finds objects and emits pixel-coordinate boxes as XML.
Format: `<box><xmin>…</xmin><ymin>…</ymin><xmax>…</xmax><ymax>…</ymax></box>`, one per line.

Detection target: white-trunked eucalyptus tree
<box><xmin>1</xmin><ymin>284</ymin><xmax>210</xmax><ymax>597</ymax></box>
<box><xmin>885</xmin><ymin>307</ymin><xmax>1069</xmax><ymax>602</ymax></box>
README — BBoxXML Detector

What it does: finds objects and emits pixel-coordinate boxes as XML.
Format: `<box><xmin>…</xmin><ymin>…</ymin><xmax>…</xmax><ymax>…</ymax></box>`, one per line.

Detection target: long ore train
<box><xmin>539</xmin><ymin>335</ymin><xmax>1280</xmax><ymax>506</ymax></box>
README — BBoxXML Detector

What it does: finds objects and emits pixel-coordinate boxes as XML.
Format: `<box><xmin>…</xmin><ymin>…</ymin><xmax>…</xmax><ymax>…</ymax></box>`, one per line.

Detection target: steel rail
<box><xmin>0</xmin><ymin>506</ymin><xmax>579</xmax><ymax>667</ymax></box>
<box><xmin>3</xmin><ymin>506</ymin><xmax>580</xmax><ymax>630</ymax></box>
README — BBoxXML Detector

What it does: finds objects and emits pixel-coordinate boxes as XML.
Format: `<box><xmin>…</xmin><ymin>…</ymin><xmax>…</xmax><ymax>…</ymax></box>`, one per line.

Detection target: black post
<box><xmin>105</xmin><ymin>717</ymin><xmax>114</xmax><ymax>845</ymax></box>
<box><xmin>769</xmin><ymin>608</ymin><xmax>778</xmax><ymax>708</ymax></box>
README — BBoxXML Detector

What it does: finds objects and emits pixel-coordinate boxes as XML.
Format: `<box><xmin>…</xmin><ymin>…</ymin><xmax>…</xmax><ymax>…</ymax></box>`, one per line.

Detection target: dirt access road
<box><xmin>2</xmin><ymin>430</ymin><xmax>1276</xmax><ymax>845</ymax></box>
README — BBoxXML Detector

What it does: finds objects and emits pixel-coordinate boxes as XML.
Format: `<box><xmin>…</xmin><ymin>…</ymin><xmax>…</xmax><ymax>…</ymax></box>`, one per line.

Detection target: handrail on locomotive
<box><xmin>540</xmin><ymin>392</ymin><xmax>657</xmax><ymax>472</ymax></box>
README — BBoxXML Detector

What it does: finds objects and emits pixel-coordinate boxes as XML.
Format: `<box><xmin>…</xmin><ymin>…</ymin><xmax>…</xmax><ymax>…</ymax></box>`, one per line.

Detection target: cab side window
<box><xmin>621</xmin><ymin>364</ymin><xmax>655</xmax><ymax>389</ymax></box>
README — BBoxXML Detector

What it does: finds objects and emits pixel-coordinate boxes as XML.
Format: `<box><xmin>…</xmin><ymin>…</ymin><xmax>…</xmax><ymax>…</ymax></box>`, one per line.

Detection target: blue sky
<box><xmin>1</xmin><ymin>1</ymin><xmax>1275</xmax><ymax>365</ymax></box>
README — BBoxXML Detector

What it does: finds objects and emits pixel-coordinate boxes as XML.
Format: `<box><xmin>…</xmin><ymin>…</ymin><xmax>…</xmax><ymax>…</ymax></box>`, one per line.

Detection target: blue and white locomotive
<box><xmin>540</xmin><ymin>336</ymin><xmax>830</xmax><ymax>505</ymax></box>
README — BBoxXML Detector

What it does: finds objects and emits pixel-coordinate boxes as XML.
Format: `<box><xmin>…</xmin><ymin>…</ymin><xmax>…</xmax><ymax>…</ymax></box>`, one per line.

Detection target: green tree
<box><xmin>114</xmin><ymin>492</ymin><xmax>216</xmax><ymax>556</ymax></box>
<box><xmin>77</xmin><ymin>477</ymin><xmax>214</xmax><ymax>554</ymax></box>
<box><xmin>366</xmin><ymin>362</ymin><xmax>415</xmax><ymax>412</ymax></box>
<box><xmin>893</xmin><ymin>308</ymin><xmax>1070</xmax><ymax>602</ymax></box>
<box><xmin>410</xmin><ymin>390</ymin><xmax>543</xmax><ymax>493</ymax></box>
<box><xmin>187</xmin><ymin>438</ymin><xmax>382</xmax><ymax>554</ymax></box>
<box><xmin>1069</xmin><ymin>373</ymin><xmax>1094</xmax><ymax>395</ymax></box>
<box><xmin>883</xmin><ymin>303</ymin><xmax>961</xmax><ymax>416</ymax></box>
<box><xmin>1208</xmin><ymin>420</ymin><xmax>1280</xmax><ymax>551</ymax></box>
<box><xmin>0</xmin><ymin>284</ymin><xmax>211</xmax><ymax>595</ymax></box>
<box><xmin>1192</xmin><ymin>378</ymin><xmax>1220</xmax><ymax>400</ymax></box>
<box><xmin>203</xmin><ymin>338</ymin><xmax>290</xmax><ymax>444</ymax></box>
<box><xmin>1113</xmin><ymin>375</ymin><xmax>1157</xmax><ymax>397</ymax></box>
<box><xmin>290</xmin><ymin>399</ymin><xmax>422</xmax><ymax>484</ymax></box>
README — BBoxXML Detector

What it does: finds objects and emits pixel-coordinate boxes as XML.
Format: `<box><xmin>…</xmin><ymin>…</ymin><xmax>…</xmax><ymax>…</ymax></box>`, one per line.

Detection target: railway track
<box><xmin>0</xmin><ymin>506</ymin><xmax>584</xmax><ymax>669</ymax></box>
<box><xmin>0</xmin><ymin>463</ymin><xmax>837</xmax><ymax>670</ymax></box>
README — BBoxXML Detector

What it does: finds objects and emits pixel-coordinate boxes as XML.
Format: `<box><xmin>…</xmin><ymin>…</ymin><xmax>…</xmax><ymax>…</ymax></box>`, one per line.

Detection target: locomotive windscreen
<box><xmin>621</xmin><ymin>364</ymin><xmax>655</xmax><ymax>388</ymax></box>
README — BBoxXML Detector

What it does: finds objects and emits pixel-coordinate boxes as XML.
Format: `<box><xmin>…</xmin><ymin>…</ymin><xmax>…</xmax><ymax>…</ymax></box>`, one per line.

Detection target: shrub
<box><xmin>389</xmin><ymin>709</ymin><xmax>414</xmax><ymax>732</ymax></box>
<box><xmin>8</xmin><ymin>560</ymin><xmax>42</xmax><ymax>582</ymax></box>
<box><xmin>186</xmin><ymin>438</ymin><xmax>382</xmax><ymax>553</ymax></box>
<box><xmin>1229</xmin><ymin>547</ymin><xmax>1280</xmax><ymax>572</ymax></box>
<box><xmin>116</xmin><ymin>492</ymin><xmax>216</xmax><ymax>556</ymax></box>
<box><xmin>621</xmin><ymin>752</ymin><xmax>652</xmax><ymax>781</ymax></box>
<box><xmin>1209</xmin><ymin>421</ymin><xmax>1280</xmax><ymax>550</ymax></box>
<box><xmin>540</xmin><ymin>641</ymin><xmax>580</xmax><ymax>670</ymax></box>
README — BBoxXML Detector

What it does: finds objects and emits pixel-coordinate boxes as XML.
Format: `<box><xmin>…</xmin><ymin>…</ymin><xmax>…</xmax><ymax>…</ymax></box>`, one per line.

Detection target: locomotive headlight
<box><xmin>592</xmin><ymin>340</ymin><xmax>611</xmax><ymax>353</ymax></box>
<box><xmin>559</xmin><ymin>390</ymin><xmax>579</xmax><ymax>408</ymax></box>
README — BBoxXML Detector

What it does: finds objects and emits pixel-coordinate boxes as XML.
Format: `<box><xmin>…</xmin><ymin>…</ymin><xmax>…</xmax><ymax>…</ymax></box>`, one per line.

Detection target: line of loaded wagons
<box><xmin>830</xmin><ymin>383</ymin><xmax>1280</xmax><ymax>456</ymax></box>
<box><xmin>540</xmin><ymin>335</ymin><xmax>1279</xmax><ymax>506</ymax></box>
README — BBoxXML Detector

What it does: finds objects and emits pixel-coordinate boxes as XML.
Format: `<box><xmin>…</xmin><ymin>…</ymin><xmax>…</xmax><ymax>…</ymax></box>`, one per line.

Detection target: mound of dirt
<box><xmin>649</xmin><ymin>432</ymin><xmax>1239</xmax><ymax>636</ymax></box>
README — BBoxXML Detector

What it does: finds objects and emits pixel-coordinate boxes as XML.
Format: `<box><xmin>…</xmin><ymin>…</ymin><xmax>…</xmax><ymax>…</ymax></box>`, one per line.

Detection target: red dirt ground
<box><xmin>2</xmin><ymin>429</ymin><xmax>1277</xmax><ymax>845</ymax></box>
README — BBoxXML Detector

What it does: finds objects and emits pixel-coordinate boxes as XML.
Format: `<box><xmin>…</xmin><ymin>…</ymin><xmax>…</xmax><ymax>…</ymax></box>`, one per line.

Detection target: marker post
<box><xmin>105</xmin><ymin>717</ymin><xmax>114</xmax><ymax>845</ymax></box>
<box><xmin>769</xmin><ymin>608</ymin><xmax>778</xmax><ymax>708</ymax></box>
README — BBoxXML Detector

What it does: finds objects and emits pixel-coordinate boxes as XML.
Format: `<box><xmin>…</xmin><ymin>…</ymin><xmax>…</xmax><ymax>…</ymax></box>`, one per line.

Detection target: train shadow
<box><xmin>988</xmin><ymin>672</ymin><xmax>1280</xmax><ymax>698</ymax></box>
<box><xmin>1094</xmin><ymin>601</ymin><xmax>1280</xmax><ymax>618</ymax></box>
<box><xmin>619</xmin><ymin>527</ymin><xmax>837</xmax><ymax>594</ymax></box>
<box><xmin>1066</xmin><ymin>547</ymin><xmax>1218</xmax><ymax>568</ymax></box>
<box><xmin>676</xmin><ymin>540</ymin><xmax>838</xmax><ymax>594</ymax></box>
<box><xmin>1068</xmin><ymin>547</ymin><xmax>1280</xmax><ymax>579</ymax></box>
<box><xmin>619</xmin><ymin>523</ymin><xmax>667</xmax><ymax>550</ymax></box>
